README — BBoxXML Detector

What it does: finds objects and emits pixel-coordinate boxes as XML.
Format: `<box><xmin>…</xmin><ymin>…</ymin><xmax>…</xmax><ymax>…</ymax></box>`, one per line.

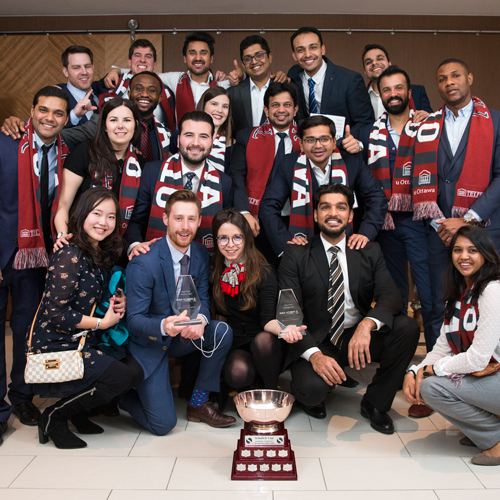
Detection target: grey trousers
<box><xmin>421</xmin><ymin>373</ymin><xmax>500</xmax><ymax>450</ymax></box>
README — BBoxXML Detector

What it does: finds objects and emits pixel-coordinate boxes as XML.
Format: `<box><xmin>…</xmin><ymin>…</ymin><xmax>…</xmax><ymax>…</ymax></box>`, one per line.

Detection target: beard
<box><xmin>317</xmin><ymin>217</ymin><xmax>349</xmax><ymax>240</ymax></box>
<box><xmin>179</xmin><ymin>145</ymin><xmax>211</xmax><ymax>167</ymax></box>
<box><xmin>382</xmin><ymin>95</ymin><xmax>410</xmax><ymax>115</ymax></box>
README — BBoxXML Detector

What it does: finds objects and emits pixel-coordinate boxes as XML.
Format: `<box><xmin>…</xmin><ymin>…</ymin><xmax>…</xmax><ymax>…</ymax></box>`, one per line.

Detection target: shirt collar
<box><xmin>309</xmin><ymin>156</ymin><xmax>331</xmax><ymax>173</ymax></box>
<box><xmin>445</xmin><ymin>98</ymin><xmax>474</xmax><ymax>120</ymax></box>
<box><xmin>181</xmin><ymin>160</ymin><xmax>205</xmax><ymax>178</ymax></box>
<box><xmin>250</xmin><ymin>77</ymin><xmax>271</xmax><ymax>92</ymax></box>
<box><xmin>367</xmin><ymin>82</ymin><xmax>379</xmax><ymax>97</ymax></box>
<box><xmin>66</xmin><ymin>81</ymin><xmax>88</xmax><ymax>100</ymax></box>
<box><xmin>186</xmin><ymin>70</ymin><xmax>212</xmax><ymax>84</ymax></box>
<box><xmin>320</xmin><ymin>233</ymin><xmax>346</xmax><ymax>255</ymax></box>
<box><xmin>272</xmin><ymin>126</ymin><xmax>290</xmax><ymax>138</ymax></box>
<box><xmin>166</xmin><ymin>234</ymin><xmax>191</xmax><ymax>263</ymax></box>
<box><xmin>304</xmin><ymin>59</ymin><xmax>327</xmax><ymax>84</ymax></box>
<box><xmin>33</xmin><ymin>131</ymin><xmax>56</xmax><ymax>151</ymax></box>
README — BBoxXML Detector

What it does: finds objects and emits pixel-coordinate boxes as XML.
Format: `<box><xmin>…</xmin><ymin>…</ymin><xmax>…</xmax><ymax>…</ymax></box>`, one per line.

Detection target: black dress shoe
<box><xmin>12</xmin><ymin>402</ymin><xmax>41</xmax><ymax>426</ymax></box>
<box><xmin>339</xmin><ymin>374</ymin><xmax>359</xmax><ymax>388</ymax></box>
<box><xmin>360</xmin><ymin>398</ymin><xmax>394</xmax><ymax>434</ymax></box>
<box><xmin>298</xmin><ymin>401</ymin><xmax>327</xmax><ymax>419</ymax></box>
<box><xmin>0</xmin><ymin>421</ymin><xmax>7</xmax><ymax>446</ymax></box>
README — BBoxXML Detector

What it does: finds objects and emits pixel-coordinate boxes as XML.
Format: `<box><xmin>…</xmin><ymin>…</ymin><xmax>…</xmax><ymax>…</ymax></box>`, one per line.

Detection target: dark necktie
<box><xmin>328</xmin><ymin>246</ymin><xmax>345</xmax><ymax>345</ymax></box>
<box><xmin>308</xmin><ymin>77</ymin><xmax>318</xmax><ymax>115</ymax></box>
<box><xmin>273</xmin><ymin>132</ymin><xmax>288</xmax><ymax>173</ymax></box>
<box><xmin>140</xmin><ymin>120</ymin><xmax>154</xmax><ymax>163</ymax></box>
<box><xmin>180</xmin><ymin>253</ymin><xmax>190</xmax><ymax>276</ymax></box>
<box><xmin>40</xmin><ymin>143</ymin><xmax>54</xmax><ymax>253</ymax></box>
<box><xmin>184</xmin><ymin>171</ymin><xmax>196</xmax><ymax>191</ymax></box>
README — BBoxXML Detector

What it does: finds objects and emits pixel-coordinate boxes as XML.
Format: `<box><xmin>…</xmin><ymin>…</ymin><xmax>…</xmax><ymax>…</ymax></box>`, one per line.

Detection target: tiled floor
<box><xmin>2</xmin><ymin>326</ymin><xmax>499</xmax><ymax>499</ymax></box>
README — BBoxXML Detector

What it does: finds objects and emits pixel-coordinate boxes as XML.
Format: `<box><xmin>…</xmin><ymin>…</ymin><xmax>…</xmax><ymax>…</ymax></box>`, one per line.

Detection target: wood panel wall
<box><xmin>1</xmin><ymin>14</ymin><xmax>499</xmax><ymax>121</ymax></box>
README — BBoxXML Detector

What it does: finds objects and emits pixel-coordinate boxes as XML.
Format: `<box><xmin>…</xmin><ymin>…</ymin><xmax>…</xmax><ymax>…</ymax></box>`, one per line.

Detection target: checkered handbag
<box><xmin>24</xmin><ymin>301</ymin><xmax>96</xmax><ymax>384</ymax></box>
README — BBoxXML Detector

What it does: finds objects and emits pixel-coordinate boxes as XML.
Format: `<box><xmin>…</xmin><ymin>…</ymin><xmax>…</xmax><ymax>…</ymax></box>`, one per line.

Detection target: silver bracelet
<box><xmin>93</xmin><ymin>318</ymin><xmax>102</xmax><ymax>331</ymax></box>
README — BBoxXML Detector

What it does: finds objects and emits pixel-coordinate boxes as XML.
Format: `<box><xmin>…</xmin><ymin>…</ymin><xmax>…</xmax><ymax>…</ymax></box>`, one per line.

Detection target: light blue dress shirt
<box><xmin>33</xmin><ymin>131</ymin><xmax>57</xmax><ymax>204</ymax></box>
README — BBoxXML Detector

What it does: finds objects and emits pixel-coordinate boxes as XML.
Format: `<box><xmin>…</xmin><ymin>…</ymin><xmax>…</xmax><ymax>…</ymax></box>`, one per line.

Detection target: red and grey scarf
<box><xmin>412</xmin><ymin>97</ymin><xmax>493</xmax><ymax>221</ymax></box>
<box><xmin>246</xmin><ymin>120</ymin><xmax>301</xmax><ymax>216</ymax></box>
<box><xmin>289</xmin><ymin>152</ymin><xmax>349</xmax><ymax>240</ymax></box>
<box><xmin>176</xmin><ymin>71</ymin><xmax>217</xmax><ymax>122</ymax></box>
<box><xmin>207</xmin><ymin>135</ymin><xmax>227</xmax><ymax>172</ymax></box>
<box><xmin>146</xmin><ymin>154</ymin><xmax>224</xmax><ymax>250</ymax></box>
<box><xmin>367</xmin><ymin>110</ymin><xmax>419</xmax><ymax>230</ymax></box>
<box><xmin>98</xmin><ymin>73</ymin><xmax>176</xmax><ymax>131</ymax></box>
<box><xmin>153</xmin><ymin>116</ymin><xmax>172</xmax><ymax>161</ymax></box>
<box><xmin>14</xmin><ymin>120</ymin><xmax>69</xmax><ymax>270</ymax></box>
<box><xmin>221</xmin><ymin>261</ymin><xmax>246</xmax><ymax>297</ymax></box>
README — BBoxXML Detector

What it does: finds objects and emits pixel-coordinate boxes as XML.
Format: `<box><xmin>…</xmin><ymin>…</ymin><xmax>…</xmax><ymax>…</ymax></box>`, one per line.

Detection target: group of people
<box><xmin>1</xmin><ymin>26</ymin><xmax>499</xmax><ymax>467</ymax></box>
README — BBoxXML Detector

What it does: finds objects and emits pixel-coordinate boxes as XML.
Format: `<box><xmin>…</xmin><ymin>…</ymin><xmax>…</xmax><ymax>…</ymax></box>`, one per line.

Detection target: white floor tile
<box><xmin>0</xmin><ymin>456</ymin><xmax>34</xmax><ymax>488</ymax></box>
<box><xmin>436</xmin><ymin>490</ymin><xmax>500</xmax><ymax>500</ymax></box>
<box><xmin>320</xmin><ymin>457</ymin><xmax>483</xmax><ymax>490</ymax></box>
<box><xmin>464</xmin><ymin>457</ymin><xmax>500</xmax><ymax>488</ymax></box>
<box><xmin>400</xmin><ymin>430</ymin><xmax>477</xmax><ymax>457</ymax></box>
<box><xmin>275</xmin><ymin>491</ymin><xmax>438</xmax><ymax>500</ymax></box>
<box><xmin>10</xmin><ymin>456</ymin><xmax>176</xmax><ymax>489</ymax></box>
<box><xmin>0</xmin><ymin>489</ymin><xmax>110</xmax><ymax>499</ymax></box>
<box><xmin>109</xmin><ymin>491</ymin><xmax>272</xmax><ymax>500</ymax></box>
<box><xmin>168</xmin><ymin>457</ymin><xmax>325</xmax><ymax>491</ymax></box>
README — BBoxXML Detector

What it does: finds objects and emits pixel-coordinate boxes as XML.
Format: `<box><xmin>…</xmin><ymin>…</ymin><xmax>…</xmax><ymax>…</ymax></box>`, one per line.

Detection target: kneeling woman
<box><xmin>32</xmin><ymin>188</ymin><xmax>143</xmax><ymax>449</ymax></box>
<box><xmin>211</xmin><ymin>209</ymin><xmax>304</xmax><ymax>390</ymax></box>
<box><xmin>403</xmin><ymin>225</ymin><xmax>500</xmax><ymax>466</ymax></box>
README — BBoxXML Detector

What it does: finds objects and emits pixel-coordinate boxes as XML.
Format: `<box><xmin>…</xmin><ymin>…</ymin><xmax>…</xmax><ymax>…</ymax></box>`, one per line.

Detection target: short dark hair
<box><xmin>378</xmin><ymin>65</ymin><xmax>411</xmax><ymax>91</ymax></box>
<box><xmin>33</xmin><ymin>86</ymin><xmax>70</xmax><ymax>116</ymax></box>
<box><xmin>264</xmin><ymin>81</ymin><xmax>297</xmax><ymax>108</ymax></box>
<box><xmin>61</xmin><ymin>45</ymin><xmax>93</xmax><ymax>67</ymax></box>
<box><xmin>362</xmin><ymin>44</ymin><xmax>390</xmax><ymax>64</ymax></box>
<box><xmin>437</xmin><ymin>58</ymin><xmax>470</xmax><ymax>74</ymax></box>
<box><xmin>313</xmin><ymin>183</ymin><xmax>355</xmax><ymax>211</ymax></box>
<box><xmin>164</xmin><ymin>189</ymin><xmax>202</xmax><ymax>216</ymax></box>
<box><xmin>128</xmin><ymin>39</ymin><xmax>157</xmax><ymax>62</ymax></box>
<box><xmin>179</xmin><ymin>110</ymin><xmax>215</xmax><ymax>137</ymax></box>
<box><xmin>298</xmin><ymin>115</ymin><xmax>336</xmax><ymax>140</ymax></box>
<box><xmin>239</xmin><ymin>35</ymin><xmax>271</xmax><ymax>60</ymax></box>
<box><xmin>291</xmin><ymin>27</ymin><xmax>323</xmax><ymax>51</ymax></box>
<box><xmin>129</xmin><ymin>70</ymin><xmax>163</xmax><ymax>90</ymax></box>
<box><xmin>183</xmin><ymin>31</ymin><xmax>215</xmax><ymax>57</ymax></box>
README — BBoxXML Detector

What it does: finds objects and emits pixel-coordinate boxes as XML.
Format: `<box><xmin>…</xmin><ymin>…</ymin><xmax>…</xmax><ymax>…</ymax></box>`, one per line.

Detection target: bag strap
<box><xmin>27</xmin><ymin>298</ymin><xmax>97</xmax><ymax>352</ymax></box>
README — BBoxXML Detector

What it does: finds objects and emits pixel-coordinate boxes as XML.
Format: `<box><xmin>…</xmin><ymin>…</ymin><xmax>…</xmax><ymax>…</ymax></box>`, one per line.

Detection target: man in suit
<box><xmin>278</xmin><ymin>183</ymin><xmax>420</xmax><ymax>433</ymax></box>
<box><xmin>259</xmin><ymin>115</ymin><xmax>387</xmax><ymax>258</ymax></box>
<box><xmin>0</xmin><ymin>86</ymin><xmax>70</xmax><ymax>444</ymax></box>
<box><xmin>361</xmin><ymin>44</ymin><xmax>432</xmax><ymax>121</ymax></box>
<box><xmin>121</xmin><ymin>189</ymin><xmax>235</xmax><ymax>436</ymax></box>
<box><xmin>125</xmin><ymin>111</ymin><xmax>233</xmax><ymax>258</ymax></box>
<box><xmin>287</xmin><ymin>27</ymin><xmax>374</xmax><ymax>155</ymax></box>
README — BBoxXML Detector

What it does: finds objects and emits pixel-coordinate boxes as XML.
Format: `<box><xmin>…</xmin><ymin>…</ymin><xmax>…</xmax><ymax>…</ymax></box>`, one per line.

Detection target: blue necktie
<box><xmin>273</xmin><ymin>132</ymin><xmax>288</xmax><ymax>173</ymax></box>
<box><xmin>308</xmin><ymin>77</ymin><xmax>318</xmax><ymax>115</ymax></box>
<box><xmin>184</xmin><ymin>172</ymin><xmax>196</xmax><ymax>191</ymax></box>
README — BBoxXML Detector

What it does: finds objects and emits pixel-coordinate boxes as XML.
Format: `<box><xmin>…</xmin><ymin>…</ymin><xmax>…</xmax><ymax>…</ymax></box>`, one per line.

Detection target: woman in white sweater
<box><xmin>403</xmin><ymin>225</ymin><xmax>500</xmax><ymax>466</ymax></box>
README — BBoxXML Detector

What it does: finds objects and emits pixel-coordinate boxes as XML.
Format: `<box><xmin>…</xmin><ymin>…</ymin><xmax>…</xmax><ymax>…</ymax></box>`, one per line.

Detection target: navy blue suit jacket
<box><xmin>124</xmin><ymin>160</ymin><xmax>234</xmax><ymax>246</ymax></box>
<box><xmin>288</xmin><ymin>57</ymin><xmax>375</xmax><ymax>140</ymax></box>
<box><xmin>410</xmin><ymin>84</ymin><xmax>432</xmax><ymax>113</ymax></box>
<box><xmin>259</xmin><ymin>150</ymin><xmax>387</xmax><ymax>256</ymax></box>
<box><xmin>58</xmin><ymin>82</ymin><xmax>103</xmax><ymax>128</ymax></box>
<box><xmin>126</xmin><ymin>236</ymin><xmax>211</xmax><ymax>379</ymax></box>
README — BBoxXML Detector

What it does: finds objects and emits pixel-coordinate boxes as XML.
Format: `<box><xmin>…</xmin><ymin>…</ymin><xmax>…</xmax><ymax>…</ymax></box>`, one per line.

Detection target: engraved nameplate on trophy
<box><xmin>172</xmin><ymin>275</ymin><xmax>203</xmax><ymax>326</ymax></box>
<box><xmin>276</xmin><ymin>289</ymin><xmax>306</xmax><ymax>339</ymax></box>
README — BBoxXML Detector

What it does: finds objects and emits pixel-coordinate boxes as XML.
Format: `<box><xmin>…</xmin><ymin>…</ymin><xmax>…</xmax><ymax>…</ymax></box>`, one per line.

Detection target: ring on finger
<box><xmin>359</xmin><ymin>351</ymin><xmax>365</xmax><ymax>355</ymax></box>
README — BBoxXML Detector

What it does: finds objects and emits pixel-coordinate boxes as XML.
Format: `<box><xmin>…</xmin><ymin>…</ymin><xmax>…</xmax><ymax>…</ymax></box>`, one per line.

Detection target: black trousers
<box><xmin>290</xmin><ymin>314</ymin><xmax>420</xmax><ymax>412</ymax></box>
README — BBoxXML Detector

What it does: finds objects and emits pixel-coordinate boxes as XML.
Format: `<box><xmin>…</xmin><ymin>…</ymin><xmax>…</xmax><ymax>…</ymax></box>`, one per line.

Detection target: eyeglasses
<box><xmin>242</xmin><ymin>51</ymin><xmax>267</xmax><ymax>65</ymax></box>
<box><xmin>303</xmin><ymin>136</ymin><xmax>334</xmax><ymax>145</ymax></box>
<box><xmin>217</xmin><ymin>235</ymin><xmax>245</xmax><ymax>247</ymax></box>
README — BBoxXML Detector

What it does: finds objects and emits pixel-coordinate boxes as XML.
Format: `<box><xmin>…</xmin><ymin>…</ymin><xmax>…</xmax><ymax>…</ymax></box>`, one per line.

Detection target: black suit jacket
<box><xmin>124</xmin><ymin>160</ymin><xmax>234</xmax><ymax>245</ymax></box>
<box><xmin>278</xmin><ymin>235</ymin><xmax>403</xmax><ymax>367</ymax></box>
<box><xmin>288</xmin><ymin>57</ymin><xmax>374</xmax><ymax>140</ymax></box>
<box><xmin>259</xmin><ymin>151</ymin><xmax>387</xmax><ymax>256</ymax></box>
<box><xmin>410</xmin><ymin>84</ymin><xmax>432</xmax><ymax>113</ymax></box>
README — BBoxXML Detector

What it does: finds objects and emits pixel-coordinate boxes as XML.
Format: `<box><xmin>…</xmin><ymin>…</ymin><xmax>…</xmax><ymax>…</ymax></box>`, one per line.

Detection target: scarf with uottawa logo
<box><xmin>412</xmin><ymin>97</ymin><xmax>493</xmax><ymax>222</ymax></box>
<box><xmin>146</xmin><ymin>154</ymin><xmax>223</xmax><ymax>251</ymax></box>
<box><xmin>14</xmin><ymin>119</ymin><xmax>69</xmax><ymax>270</ymax></box>
<box><xmin>367</xmin><ymin>110</ymin><xmax>419</xmax><ymax>230</ymax></box>
<box><xmin>175</xmin><ymin>71</ymin><xmax>217</xmax><ymax>122</ymax></box>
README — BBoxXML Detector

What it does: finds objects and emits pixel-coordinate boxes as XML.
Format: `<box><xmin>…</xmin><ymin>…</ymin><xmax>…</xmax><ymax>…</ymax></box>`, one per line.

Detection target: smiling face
<box><xmin>178</xmin><ymin>119</ymin><xmax>213</xmax><ymax>169</ymax></box>
<box><xmin>437</xmin><ymin>62</ymin><xmax>473</xmax><ymax>113</ymax></box>
<box><xmin>129</xmin><ymin>73</ymin><xmax>162</xmax><ymax>118</ymax></box>
<box><xmin>242</xmin><ymin>43</ymin><xmax>272</xmax><ymax>81</ymax></box>
<box><xmin>363</xmin><ymin>48</ymin><xmax>390</xmax><ymax>83</ymax></box>
<box><xmin>83</xmin><ymin>198</ymin><xmax>117</xmax><ymax>247</ymax></box>
<box><xmin>184</xmin><ymin>41</ymin><xmax>213</xmax><ymax>77</ymax></box>
<box><xmin>380</xmin><ymin>73</ymin><xmax>411</xmax><ymax>116</ymax></box>
<box><xmin>314</xmin><ymin>192</ymin><xmax>353</xmax><ymax>243</ymax></box>
<box><xmin>216</xmin><ymin>222</ymin><xmax>245</xmax><ymax>264</ymax></box>
<box><xmin>31</xmin><ymin>96</ymin><xmax>69</xmax><ymax>144</ymax></box>
<box><xmin>300</xmin><ymin>124</ymin><xmax>336</xmax><ymax>171</ymax></box>
<box><xmin>452</xmin><ymin>235</ymin><xmax>485</xmax><ymax>284</ymax></box>
<box><xmin>62</xmin><ymin>52</ymin><xmax>94</xmax><ymax>91</ymax></box>
<box><xmin>105</xmin><ymin>105</ymin><xmax>136</xmax><ymax>150</ymax></box>
<box><xmin>163</xmin><ymin>201</ymin><xmax>201</xmax><ymax>252</ymax></box>
<box><xmin>204</xmin><ymin>95</ymin><xmax>230</xmax><ymax>131</ymax></box>
<box><xmin>128</xmin><ymin>47</ymin><xmax>156</xmax><ymax>75</ymax></box>
<box><xmin>264</xmin><ymin>91</ymin><xmax>298</xmax><ymax>132</ymax></box>
<box><xmin>291</xmin><ymin>32</ymin><xmax>325</xmax><ymax>77</ymax></box>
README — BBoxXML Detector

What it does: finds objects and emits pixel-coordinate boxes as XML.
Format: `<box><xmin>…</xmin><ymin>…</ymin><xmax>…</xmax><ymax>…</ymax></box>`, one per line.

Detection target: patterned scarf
<box><xmin>289</xmin><ymin>152</ymin><xmax>349</xmax><ymax>239</ymax></box>
<box><xmin>176</xmin><ymin>71</ymin><xmax>217</xmax><ymax>122</ymax></box>
<box><xmin>245</xmin><ymin>120</ymin><xmax>301</xmax><ymax>216</ymax></box>
<box><xmin>208</xmin><ymin>135</ymin><xmax>226</xmax><ymax>172</ymax></box>
<box><xmin>221</xmin><ymin>260</ymin><xmax>246</xmax><ymax>297</ymax></box>
<box><xmin>367</xmin><ymin>110</ymin><xmax>419</xmax><ymax>230</ymax></box>
<box><xmin>14</xmin><ymin>119</ymin><xmax>69</xmax><ymax>270</ymax></box>
<box><xmin>146</xmin><ymin>154</ymin><xmax>224</xmax><ymax>250</ymax></box>
<box><xmin>152</xmin><ymin>116</ymin><xmax>172</xmax><ymax>161</ymax></box>
<box><xmin>412</xmin><ymin>97</ymin><xmax>493</xmax><ymax>221</ymax></box>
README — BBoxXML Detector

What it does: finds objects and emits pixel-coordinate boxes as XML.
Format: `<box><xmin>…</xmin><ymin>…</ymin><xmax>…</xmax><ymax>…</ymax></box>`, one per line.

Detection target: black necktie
<box><xmin>184</xmin><ymin>172</ymin><xmax>196</xmax><ymax>191</ymax></box>
<box><xmin>40</xmin><ymin>143</ymin><xmax>54</xmax><ymax>253</ymax></box>
<box><xmin>180</xmin><ymin>254</ymin><xmax>190</xmax><ymax>276</ymax></box>
<box><xmin>328</xmin><ymin>246</ymin><xmax>345</xmax><ymax>345</ymax></box>
<box><xmin>273</xmin><ymin>132</ymin><xmax>287</xmax><ymax>172</ymax></box>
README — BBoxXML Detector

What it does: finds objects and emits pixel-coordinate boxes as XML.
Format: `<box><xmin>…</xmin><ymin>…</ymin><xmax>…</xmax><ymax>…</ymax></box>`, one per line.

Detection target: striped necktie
<box><xmin>328</xmin><ymin>246</ymin><xmax>345</xmax><ymax>345</ymax></box>
<box><xmin>308</xmin><ymin>77</ymin><xmax>318</xmax><ymax>114</ymax></box>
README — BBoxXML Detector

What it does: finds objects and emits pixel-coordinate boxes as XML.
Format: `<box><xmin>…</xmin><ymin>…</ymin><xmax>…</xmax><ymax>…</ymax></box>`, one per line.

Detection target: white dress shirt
<box><xmin>310</xmin><ymin>158</ymin><xmax>332</xmax><ymax>186</ymax></box>
<box><xmin>300</xmin><ymin>60</ymin><xmax>327</xmax><ymax>113</ymax></box>
<box><xmin>181</xmin><ymin>161</ymin><xmax>205</xmax><ymax>193</ymax></box>
<box><xmin>66</xmin><ymin>81</ymin><xmax>95</xmax><ymax>126</ymax></box>
<box><xmin>367</xmin><ymin>82</ymin><xmax>386</xmax><ymax>120</ymax></box>
<box><xmin>273</xmin><ymin>127</ymin><xmax>293</xmax><ymax>155</ymax></box>
<box><xmin>301</xmin><ymin>234</ymin><xmax>383</xmax><ymax>361</ymax></box>
<box><xmin>250</xmin><ymin>77</ymin><xmax>271</xmax><ymax>127</ymax></box>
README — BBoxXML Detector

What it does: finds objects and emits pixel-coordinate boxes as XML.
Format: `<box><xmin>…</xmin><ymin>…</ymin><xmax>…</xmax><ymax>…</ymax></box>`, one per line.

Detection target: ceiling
<box><xmin>2</xmin><ymin>0</ymin><xmax>500</xmax><ymax>17</ymax></box>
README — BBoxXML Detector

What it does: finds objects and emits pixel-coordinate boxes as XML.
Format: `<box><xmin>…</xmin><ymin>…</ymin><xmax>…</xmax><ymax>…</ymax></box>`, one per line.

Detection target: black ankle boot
<box><xmin>38</xmin><ymin>409</ymin><xmax>87</xmax><ymax>449</ymax></box>
<box><xmin>70</xmin><ymin>413</ymin><xmax>104</xmax><ymax>434</ymax></box>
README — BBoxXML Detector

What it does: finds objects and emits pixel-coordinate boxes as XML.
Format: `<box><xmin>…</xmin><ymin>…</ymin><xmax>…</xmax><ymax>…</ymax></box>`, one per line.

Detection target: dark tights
<box><xmin>223</xmin><ymin>332</ymin><xmax>282</xmax><ymax>389</ymax></box>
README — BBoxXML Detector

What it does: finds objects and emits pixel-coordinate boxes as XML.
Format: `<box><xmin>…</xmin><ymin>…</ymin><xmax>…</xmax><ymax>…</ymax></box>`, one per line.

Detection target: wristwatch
<box><xmin>357</xmin><ymin>140</ymin><xmax>364</xmax><ymax>152</ymax></box>
<box><xmin>423</xmin><ymin>365</ymin><xmax>433</xmax><ymax>378</ymax></box>
<box><xmin>57</xmin><ymin>231</ymin><xmax>68</xmax><ymax>239</ymax></box>
<box><xmin>463</xmin><ymin>212</ymin><xmax>478</xmax><ymax>225</ymax></box>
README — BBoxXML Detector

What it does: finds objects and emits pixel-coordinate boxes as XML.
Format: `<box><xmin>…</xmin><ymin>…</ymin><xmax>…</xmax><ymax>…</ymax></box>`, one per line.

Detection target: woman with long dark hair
<box><xmin>211</xmin><ymin>209</ymin><xmax>304</xmax><ymax>391</ymax></box>
<box><xmin>33</xmin><ymin>188</ymin><xmax>143</xmax><ymax>449</ymax></box>
<box><xmin>403</xmin><ymin>225</ymin><xmax>500</xmax><ymax>466</ymax></box>
<box><xmin>54</xmin><ymin>97</ymin><xmax>144</xmax><ymax>242</ymax></box>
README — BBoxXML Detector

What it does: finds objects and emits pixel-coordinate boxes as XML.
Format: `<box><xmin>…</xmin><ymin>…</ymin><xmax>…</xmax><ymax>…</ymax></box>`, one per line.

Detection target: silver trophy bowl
<box><xmin>233</xmin><ymin>390</ymin><xmax>295</xmax><ymax>433</ymax></box>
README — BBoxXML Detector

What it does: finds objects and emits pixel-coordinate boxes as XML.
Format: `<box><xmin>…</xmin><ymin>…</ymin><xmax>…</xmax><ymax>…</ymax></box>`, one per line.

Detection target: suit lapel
<box><xmin>449</xmin><ymin>118</ymin><xmax>472</xmax><ymax>171</ymax></box>
<box><xmin>320</xmin><ymin>59</ymin><xmax>335</xmax><ymax>111</ymax></box>
<box><xmin>242</xmin><ymin>79</ymin><xmax>253</xmax><ymax>128</ymax></box>
<box><xmin>310</xmin><ymin>236</ymin><xmax>329</xmax><ymax>290</ymax></box>
<box><xmin>345</xmin><ymin>246</ymin><xmax>361</xmax><ymax>306</ymax></box>
<box><xmin>159</xmin><ymin>237</ymin><xmax>177</xmax><ymax>302</ymax></box>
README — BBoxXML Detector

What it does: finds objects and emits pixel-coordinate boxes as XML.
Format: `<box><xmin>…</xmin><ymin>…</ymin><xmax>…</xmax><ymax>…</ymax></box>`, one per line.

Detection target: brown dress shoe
<box><xmin>408</xmin><ymin>403</ymin><xmax>433</xmax><ymax>418</ymax></box>
<box><xmin>186</xmin><ymin>401</ymin><xmax>236</xmax><ymax>428</ymax></box>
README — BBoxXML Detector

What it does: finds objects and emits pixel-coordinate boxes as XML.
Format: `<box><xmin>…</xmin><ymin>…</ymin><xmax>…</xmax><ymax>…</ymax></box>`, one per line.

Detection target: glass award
<box><xmin>172</xmin><ymin>275</ymin><xmax>203</xmax><ymax>326</ymax></box>
<box><xmin>276</xmin><ymin>289</ymin><xmax>306</xmax><ymax>339</ymax></box>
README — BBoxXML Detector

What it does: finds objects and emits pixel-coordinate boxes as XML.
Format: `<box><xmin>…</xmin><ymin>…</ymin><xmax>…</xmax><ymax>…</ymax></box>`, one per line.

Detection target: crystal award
<box><xmin>276</xmin><ymin>289</ymin><xmax>306</xmax><ymax>339</ymax></box>
<box><xmin>172</xmin><ymin>275</ymin><xmax>203</xmax><ymax>326</ymax></box>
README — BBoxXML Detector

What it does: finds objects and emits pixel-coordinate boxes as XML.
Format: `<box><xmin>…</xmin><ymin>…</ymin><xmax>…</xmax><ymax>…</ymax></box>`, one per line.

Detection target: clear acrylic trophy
<box><xmin>172</xmin><ymin>275</ymin><xmax>203</xmax><ymax>326</ymax></box>
<box><xmin>276</xmin><ymin>289</ymin><xmax>306</xmax><ymax>339</ymax></box>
